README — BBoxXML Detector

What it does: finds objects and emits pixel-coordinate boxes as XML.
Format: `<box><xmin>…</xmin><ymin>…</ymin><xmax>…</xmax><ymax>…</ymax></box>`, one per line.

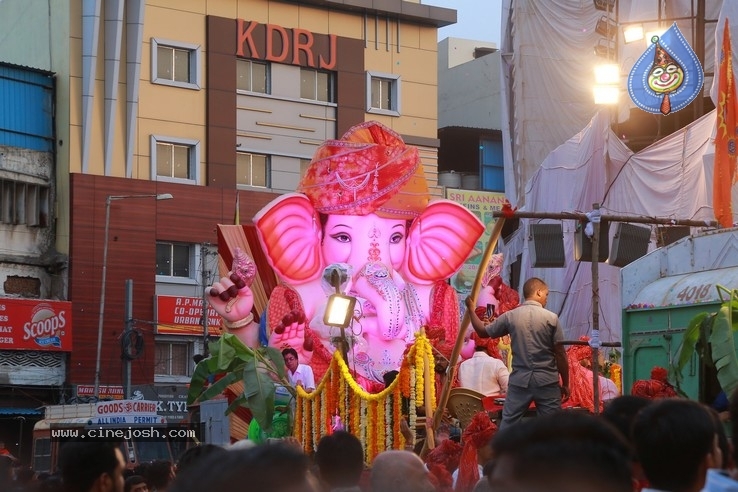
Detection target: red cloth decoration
<box><xmin>631</xmin><ymin>366</ymin><xmax>678</xmax><ymax>399</ymax></box>
<box><xmin>426</xmin><ymin>438</ymin><xmax>464</xmax><ymax>474</ymax></box>
<box><xmin>456</xmin><ymin>412</ymin><xmax>497</xmax><ymax>492</ymax></box>
<box><xmin>651</xmin><ymin>366</ymin><xmax>668</xmax><ymax>381</ymax></box>
<box><xmin>428</xmin><ymin>463</ymin><xmax>454</xmax><ymax>492</ymax></box>
<box><xmin>566</xmin><ymin>336</ymin><xmax>598</xmax><ymax>412</ymax></box>
<box><xmin>501</xmin><ymin>200</ymin><xmax>517</xmax><ymax>219</ymax></box>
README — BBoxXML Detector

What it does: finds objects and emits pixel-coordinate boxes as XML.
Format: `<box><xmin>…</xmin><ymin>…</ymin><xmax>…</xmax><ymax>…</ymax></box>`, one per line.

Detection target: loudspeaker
<box><xmin>529</xmin><ymin>223</ymin><xmax>565</xmax><ymax>268</ymax></box>
<box><xmin>656</xmin><ymin>226</ymin><xmax>691</xmax><ymax>247</ymax></box>
<box><xmin>574</xmin><ymin>220</ymin><xmax>609</xmax><ymax>262</ymax></box>
<box><xmin>609</xmin><ymin>223</ymin><xmax>651</xmax><ymax>267</ymax></box>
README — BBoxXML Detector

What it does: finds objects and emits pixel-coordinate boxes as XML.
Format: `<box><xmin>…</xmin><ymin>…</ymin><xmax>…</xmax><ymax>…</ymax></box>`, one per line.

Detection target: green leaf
<box><xmin>187</xmin><ymin>356</ymin><xmax>219</xmax><ymax>405</ymax></box>
<box><xmin>670</xmin><ymin>312</ymin><xmax>709</xmax><ymax>387</ymax></box>
<box><xmin>217</xmin><ymin>337</ymin><xmax>237</xmax><ymax>371</ymax></box>
<box><xmin>225</xmin><ymin>394</ymin><xmax>249</xmax><ymax>415</ymax></box>
<box><xmin>711</xmin><ymin>305</ymin><xmax>738</xmax><ymax>397</ymax></box>
<box><xmin>263</xmin><ymin>346</ymin><xmax>287</xmax><ymax>380</ymax></box>
<box><xmin>199</xmin><ymin>370</ymin><xmax>241</xmax><ymax>402</ymax></box>
<box><xmin>243</xmin><ymin>359</ymin><xmax>276</xmax><ymax>433</ymax></box>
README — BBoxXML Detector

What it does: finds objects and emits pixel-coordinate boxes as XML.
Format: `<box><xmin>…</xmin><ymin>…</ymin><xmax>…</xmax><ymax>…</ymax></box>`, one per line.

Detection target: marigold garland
<box><xmin>291</xmin><ymin>337</ymin><xmax>435</xmax><ymax>456</ymax></box>
<box><xmin>610</xmin><ymin>363</ymin><xmax>622</xmax><ymax>394</ymax></box>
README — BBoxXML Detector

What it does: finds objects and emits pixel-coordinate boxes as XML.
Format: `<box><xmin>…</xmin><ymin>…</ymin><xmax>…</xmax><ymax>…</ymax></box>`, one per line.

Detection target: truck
<box><xmin>621</xmin><ymin>228</ymin><xmax>738</xmax><ymax>402</ymax></box>
<box><xmin>31</xmin><ymin>399</ymin><xmax>188</xmax><ymax>473</ymax></box>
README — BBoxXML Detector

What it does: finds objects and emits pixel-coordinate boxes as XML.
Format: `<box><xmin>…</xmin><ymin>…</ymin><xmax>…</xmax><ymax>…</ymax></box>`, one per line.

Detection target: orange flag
<box><xmin>715</xmin><ymin>18</ymin><xmax>738</xmax><ymax>228</ymax></box>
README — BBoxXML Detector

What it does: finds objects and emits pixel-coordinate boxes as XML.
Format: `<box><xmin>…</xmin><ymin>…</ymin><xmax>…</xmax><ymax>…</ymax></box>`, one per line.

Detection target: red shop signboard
<box><xmin>155</xmin><ymin>295</ymin><xmax>222</xmax><ymax>336</ymax></box>
<box><xmin>0</xmin><ymin>298</ymin><xmax>73</xmax><ymax>351</ymax></box>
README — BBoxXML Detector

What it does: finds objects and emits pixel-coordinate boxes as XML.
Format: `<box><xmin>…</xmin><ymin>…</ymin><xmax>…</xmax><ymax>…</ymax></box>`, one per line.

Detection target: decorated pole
<box><xmin>424</xmin><ymin>211</ymin><xmax>508</xmax><ymax>455</ymax></box>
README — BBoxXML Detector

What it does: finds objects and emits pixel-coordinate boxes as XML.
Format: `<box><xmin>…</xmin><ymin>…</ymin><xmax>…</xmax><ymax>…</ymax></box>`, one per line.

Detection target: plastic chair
<box><xmin>447</xmin><ymin>387</ymin><xmax>486</xmax><ymax>430</ymax></box>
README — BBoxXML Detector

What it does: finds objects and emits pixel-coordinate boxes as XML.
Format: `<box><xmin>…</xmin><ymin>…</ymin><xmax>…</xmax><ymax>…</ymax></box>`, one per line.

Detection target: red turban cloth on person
<box><xmin>566</xmin><ymin>336</ymin><xmax>599</xmax><ymax>412</ymax></box>
<box><xmin>297</xmin><ymin>121</ymin><xmax>429</xmax><ymax>219</ymax></box>
<box><xmin>455</xmin><ymin>411</ymin><xmax>497</xmax><ymax>492</ymax></box>
<box><xmin>426</xmin><ymin>438</ymin><xmax>464</xmax><ymax>475</ymax></box>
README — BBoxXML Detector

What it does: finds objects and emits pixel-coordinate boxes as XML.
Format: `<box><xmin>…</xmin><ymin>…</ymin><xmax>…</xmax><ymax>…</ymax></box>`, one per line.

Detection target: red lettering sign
<box><xmin>77</xmin><ymin>385</ymin><xmax>124</xmax><ymax>400</ymax></box>
<box><xmin>0</xmin><ymin>299</ymin><xmax>72</xmax><ymax>351</ymax></box>
<box><xmin>236</xmin><ymin>19</ymin><xmax>259</xmax><ymax>58</ymax></box>
<box><xmin>236</xmin><ymin>19</ymin><xmax>337</xmax><ymax>69</ymax></box>
<box><xmin>155</xmin><ymin>295</ymin><xmax>222</xmax><ymax>336</ymax></box>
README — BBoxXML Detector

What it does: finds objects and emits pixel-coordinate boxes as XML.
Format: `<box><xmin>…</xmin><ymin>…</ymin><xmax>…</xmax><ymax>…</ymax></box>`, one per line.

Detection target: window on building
<box><xmin>480</xmin><ymin>139</ymin><xmax>505</xmax><ymax>192</ymax></box>
<box><xmin>151</xmin><ymin>135</ymin><xmax>200</xmax><ymax>184</ymax></box>
<box><xmin>237</xmin><ymin>59</ymin><xmax>269</xmax><ymax>93</ymax></box>
<box><xmin>154</xmin><ymin>341</ymin><xmax>191</xmax><ymax>377</ymax></box>
<box><xmin>300</xmin><ymin>68</ymin><xmax>335</xmax><ymax>102</ymax></box>
<box><xmin>366</xmin><ymin>71</ymin><xmax>401</xmax><ymax>116</ymax></box>
<box><xmin>151</xmin><ymin>38</ymin><xmax>201</xmax><ymax>90</ymax></box>
<box><xmin>156</xmin><ymin>242</ymin><xmax>193</xmax><ymax>278</ymax></box>
<box><xmin>237</xmin><ymin>152</ymin><xmax>269</xmax><ymax>188</ymax></box>
<box><xmin>0</xmin><ymin>179</ymin><xmax>50</xmax><ymax>227</ymax></box>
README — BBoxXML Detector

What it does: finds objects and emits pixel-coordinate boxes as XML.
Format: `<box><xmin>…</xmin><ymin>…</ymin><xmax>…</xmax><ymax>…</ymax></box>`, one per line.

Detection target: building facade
<box><xmin>0</xmin><ymin>0</ymin><xmax>454</xmax><ymax>459</ymax></box>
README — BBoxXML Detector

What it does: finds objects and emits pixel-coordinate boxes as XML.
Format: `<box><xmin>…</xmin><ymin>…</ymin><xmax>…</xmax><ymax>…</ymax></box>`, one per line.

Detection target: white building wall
<box><xmin>438</xmin><ymin>37</ymin><xmax>503</xmax><ymax>130</ymax></box>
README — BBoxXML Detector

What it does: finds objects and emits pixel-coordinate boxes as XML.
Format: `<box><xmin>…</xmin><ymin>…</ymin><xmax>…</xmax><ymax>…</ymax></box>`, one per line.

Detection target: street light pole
<box><xmin>93</xmin><ymin>193</ymin><xmax>173</xmax><ymax>399</ymax></box>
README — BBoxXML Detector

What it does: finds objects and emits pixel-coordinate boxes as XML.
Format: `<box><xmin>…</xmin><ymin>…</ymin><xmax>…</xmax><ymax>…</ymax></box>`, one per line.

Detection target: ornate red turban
<box><xmin>297</xmin><ymin>121</ymin><xmax>429</xmax><ymax>219</ymax></box>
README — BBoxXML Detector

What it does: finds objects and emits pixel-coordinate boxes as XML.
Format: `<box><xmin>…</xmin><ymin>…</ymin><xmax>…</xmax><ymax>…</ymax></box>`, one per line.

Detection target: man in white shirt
<box><xmin>282</xmin><ymin>347</ymin><xmax>315</xmax><ymax>392</ymax></box>
<box><xmin>458</xmin><ymin>346</ymin><xmax>510</xmax><ymax>396</ymax></box>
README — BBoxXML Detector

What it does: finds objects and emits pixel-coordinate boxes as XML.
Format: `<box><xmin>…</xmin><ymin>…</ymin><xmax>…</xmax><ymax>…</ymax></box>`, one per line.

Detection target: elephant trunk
<box><xmin>354</xmin><ymin>262</ymin><xmax>407</xmax><ymax>340</ymax></box>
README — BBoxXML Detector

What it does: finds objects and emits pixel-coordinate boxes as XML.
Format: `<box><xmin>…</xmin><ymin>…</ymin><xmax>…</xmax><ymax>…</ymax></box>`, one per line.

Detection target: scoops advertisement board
<box><xmin>0</xmin><ymin>298</ymin><xmax>72</xmax><ymax>351</ymax></box>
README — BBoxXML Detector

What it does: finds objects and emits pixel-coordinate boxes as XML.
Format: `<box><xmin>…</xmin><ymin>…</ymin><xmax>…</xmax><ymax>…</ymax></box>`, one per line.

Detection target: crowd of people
<box><xmin>1</xmin><ymin>389</ymin><xmax>737</xmax><ymax>492</ymax></box>
<box><xmin>2</xmin><ymin>275</ymin><xmax>738</xmax><ymax>492</ymax></box>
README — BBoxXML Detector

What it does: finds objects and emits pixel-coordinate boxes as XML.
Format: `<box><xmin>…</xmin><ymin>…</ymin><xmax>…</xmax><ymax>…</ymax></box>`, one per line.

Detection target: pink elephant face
<box><xmin>321</xmin><ymin>214</ymin><xmax>407</xmax><ymax>274</ymax></box>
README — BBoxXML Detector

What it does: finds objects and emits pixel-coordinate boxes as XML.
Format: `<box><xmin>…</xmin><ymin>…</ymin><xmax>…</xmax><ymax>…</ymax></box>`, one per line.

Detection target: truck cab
<box><xmin>621</xmin><ymin>229</ymin><xmax>738</xmax><ymax>402</ymax></box>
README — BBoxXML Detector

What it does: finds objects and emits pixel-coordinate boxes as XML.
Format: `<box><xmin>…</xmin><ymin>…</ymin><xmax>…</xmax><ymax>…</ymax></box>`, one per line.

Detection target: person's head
<box><xmin>315</xmin><ymin>431</ymin><xmax>365</xmax><ymax>489</ymax></box>
<box><xmin>139</xmin><ymin>460</ymin><xmax>174</xmax><ymax>491</ymax></box>
<box><xmin>601</xmin><ymin>395</ymin><xmax>652</xmax><ymax>446</ymax></box>
<box><xmin>170</xmin><ymin>442</ymin><xmax>316</xmax><ymax>492</ymax></box>
<box><xmin>522</xmin><ymin>277</ymin><xmax>548</xmax><ymax>306</ymax></box>
<box><xmin>124</xmin><ymin>475</ymin><xmax>149</xmax><ymax>492</ymax></box>
<box><xmin>632</xmin><ymin>398</ymin><xmax>721</xmax><ymax>491</ymax></box>
<box><xmin>176</xmin><ymin>444</ymin><xmax>228</xmax><ymax>475</ymax></box>
<box><xmin>383</xmin><ymin>370</ymin><xmax>399</xmax><ymax>389</ymax></box>
<box><xmin>488</xmin><ymin>411</ymin><xmax>633</xmax><ymax>492</ymax></box>
<box><xmin>282</xmin><ymin>348</ymin><xmax>299</xmax><ymax>373</ymax></box>
<box><xmin>371</xmin><ymin>450</ymin><xmax>435</xmax><ymax>492</ymax></box>
<box><xmin>60</xmin><ymin>440</ymin><xmax>126</xmax><ymax>492</ymax></box>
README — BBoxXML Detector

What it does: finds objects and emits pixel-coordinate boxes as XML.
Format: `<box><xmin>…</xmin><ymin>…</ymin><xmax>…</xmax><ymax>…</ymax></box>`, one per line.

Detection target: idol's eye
<box><xmin>330</xmin><ymin>232</ymin><xmax>351</xmax><ymax>243</ymax></box>
<box><xmin>651</xmin><ymin>67</ymin><xmax>664</xmax><ymax>77</ymax></box>
<box><xmin>390</xmin><ymin>232</ymin><xmax>404</xmax><ymax>244</ymax></box>
<box><xmin>666</xmin><ymin>64</ymin><xmax>679</xmax><ymax>74</ymax></box>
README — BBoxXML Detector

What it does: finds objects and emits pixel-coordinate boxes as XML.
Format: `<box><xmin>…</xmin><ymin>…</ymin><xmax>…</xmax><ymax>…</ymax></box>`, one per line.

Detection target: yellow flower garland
<box><xmin>291</xmin><ymin>337</ymin><xmax>435</xmax><ymax>456</ymax></box>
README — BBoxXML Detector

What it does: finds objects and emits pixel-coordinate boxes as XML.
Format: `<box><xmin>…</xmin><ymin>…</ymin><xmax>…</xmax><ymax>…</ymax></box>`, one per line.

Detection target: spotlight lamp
<box><xmin>593</xmin><ymin>0</ymin><xmax>615</xmax><ymax>12</ymax></box>
<box><xmin>323</xmin><ymin>294</ymin><xmax>357</xmax><ymax>328</ymax></box>
<box><xmin>623</xmin><ymin>25</ymin><xmax>645</xmax><ymax>44</ymax></box>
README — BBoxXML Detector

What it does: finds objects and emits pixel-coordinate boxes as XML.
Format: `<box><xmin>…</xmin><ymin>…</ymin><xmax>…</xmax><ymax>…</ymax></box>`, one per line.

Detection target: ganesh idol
<box><xmin>210</xmin><ymin>121</ymin><xmax>484</xmax><ymax>391</ymax></box>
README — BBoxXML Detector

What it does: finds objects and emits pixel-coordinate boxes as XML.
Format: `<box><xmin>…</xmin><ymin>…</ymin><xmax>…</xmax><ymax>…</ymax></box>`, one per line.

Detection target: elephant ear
<box><xmin>254</xmin><ymin>193</ymin><xmax>324</xmax><ymax>284</ymax></box>
<box><xmin>402</xmin><ymin>199</ymin><xmax>485</xmax><ymax>284</ymax></box>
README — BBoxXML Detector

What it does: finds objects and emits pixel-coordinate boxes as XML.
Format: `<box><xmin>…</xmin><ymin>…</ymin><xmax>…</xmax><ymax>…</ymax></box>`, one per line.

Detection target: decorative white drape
<box><xmin>497</xmin><ymin>0</ymin><xmax>738</xmax><ymax>345</ymax></box>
